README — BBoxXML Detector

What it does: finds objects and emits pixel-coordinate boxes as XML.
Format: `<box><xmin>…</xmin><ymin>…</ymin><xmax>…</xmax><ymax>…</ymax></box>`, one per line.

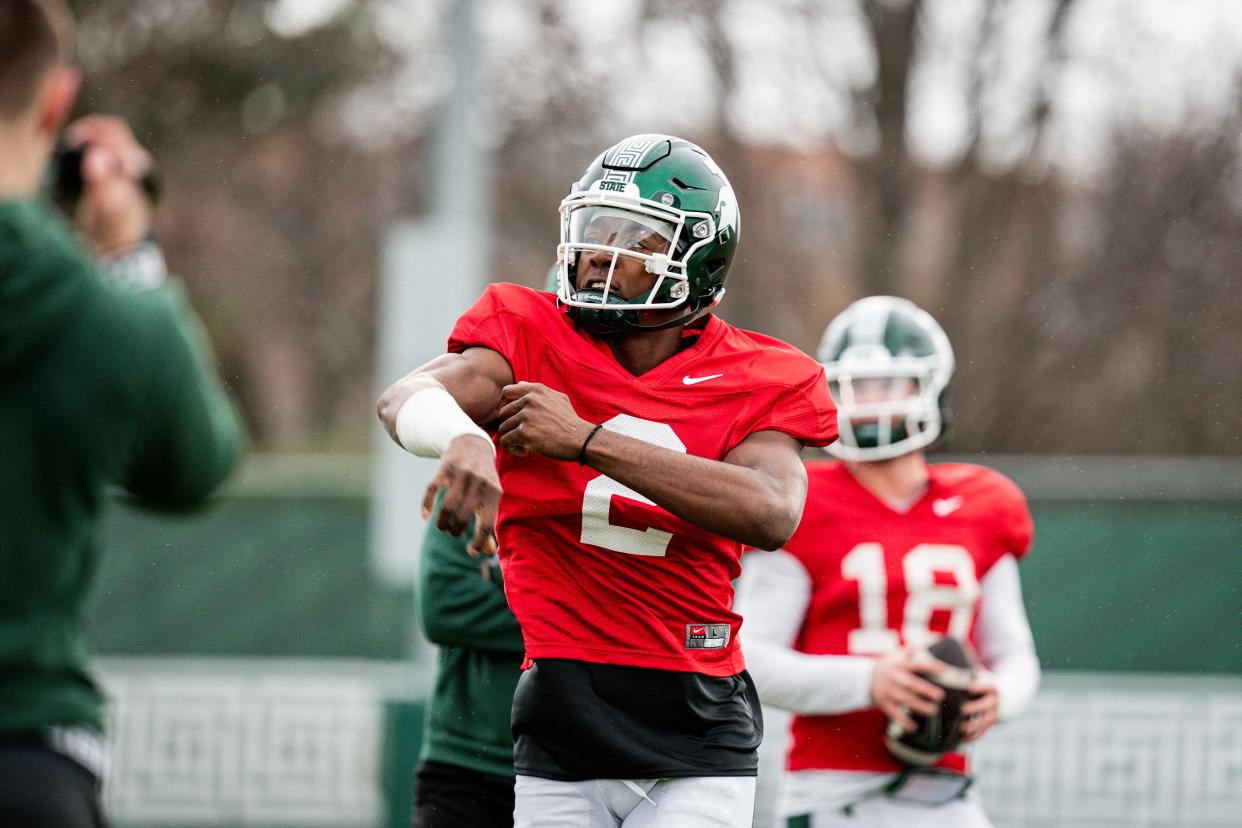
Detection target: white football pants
<box><xmin>514</xmin><ymin>774</ymin><xmax>757</xmax><ymax>828</ymax></box>
<box><xmin>792</xmin><ymin>791</ymin><xmax>992</xmax><ymax>828</ymax></box>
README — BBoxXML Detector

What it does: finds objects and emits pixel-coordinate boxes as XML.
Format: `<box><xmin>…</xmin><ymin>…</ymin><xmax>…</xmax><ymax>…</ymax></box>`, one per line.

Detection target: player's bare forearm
<box><xmin>377</xmin><ymin>347</ymin><xmax>514</xmax><ymax>443</ymax></box>
<box><xmin>584</xmin><ymin>428</ymin><xmax>808</xmax><ymax>550</ymax></box>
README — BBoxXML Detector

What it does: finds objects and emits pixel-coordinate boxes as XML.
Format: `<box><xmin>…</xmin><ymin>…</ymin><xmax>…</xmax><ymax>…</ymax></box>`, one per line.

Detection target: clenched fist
<box><xmin>496</xmin><ymin>382</ymin><xmax>595</xmax><ymax>461</ymax></box>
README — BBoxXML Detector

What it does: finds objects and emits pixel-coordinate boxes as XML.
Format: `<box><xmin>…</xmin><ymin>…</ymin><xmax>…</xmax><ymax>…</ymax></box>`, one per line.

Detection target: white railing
<box><xmin>756</xmin><ymin>673</ymin><xmax>1242</xmax><ymax>828</ymax></box>
<box><xmin>98</xmin><ymin>658</ymin><xmax>425</xmax><ymax>828</ymax></box>
<box><xmin>973</xmin><ymin>674</ymin><xmax>1242</xmax><ymax>827</ymax></box>
<box><xmin>97</xmin><ymin>661</ymin><xmax>1242</xmax><ymax>828</ymax></box>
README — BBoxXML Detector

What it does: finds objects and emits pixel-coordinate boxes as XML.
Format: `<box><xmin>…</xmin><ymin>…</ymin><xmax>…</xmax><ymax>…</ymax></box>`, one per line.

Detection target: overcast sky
<box><xmin>272</xmin><ymin>0</ymin><xmax>1242</xmax><ymax>174</ymax></box>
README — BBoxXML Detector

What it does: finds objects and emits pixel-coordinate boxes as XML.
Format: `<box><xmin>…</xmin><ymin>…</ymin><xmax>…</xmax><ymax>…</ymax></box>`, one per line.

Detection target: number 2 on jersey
<box><xmin>580</xmin><ymin>414</ymin><xmax>686</xmax><ymax>557</ymax></box>
<box><xmin>842</xmin><ymin>542</ymin><xmax>980</xmax><ymax>653</ymax></box>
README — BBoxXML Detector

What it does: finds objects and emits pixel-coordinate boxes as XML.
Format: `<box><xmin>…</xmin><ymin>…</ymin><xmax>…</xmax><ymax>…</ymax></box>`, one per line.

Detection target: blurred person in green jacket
<box><xmin>0</xmin><ymin>1</ymin><xmax>244</xmax><ymax>825</ymax></box>
<box><xmin>413</xmin><ymin>496</ymin><xmax>524</xmax><ymax>827</ymax></box>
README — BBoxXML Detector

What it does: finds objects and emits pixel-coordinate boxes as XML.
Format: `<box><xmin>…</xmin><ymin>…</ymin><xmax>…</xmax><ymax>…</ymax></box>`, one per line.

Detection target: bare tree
<box><xmin>63</xmin><ymin>0</ymin><xmax>1242</xmax><ymax>454</ymax></box>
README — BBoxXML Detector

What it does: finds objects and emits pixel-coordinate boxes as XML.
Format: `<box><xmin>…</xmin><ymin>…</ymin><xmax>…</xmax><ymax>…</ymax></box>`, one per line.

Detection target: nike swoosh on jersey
<box><xmin>932</xmin><ymin>496</ymin><xmax>964</xmax><ymax>517</ymax></box>
<box><xmin>682</xmin><ymin>373</ymin><xmax>724</xmax><ymax>385</ymax></box>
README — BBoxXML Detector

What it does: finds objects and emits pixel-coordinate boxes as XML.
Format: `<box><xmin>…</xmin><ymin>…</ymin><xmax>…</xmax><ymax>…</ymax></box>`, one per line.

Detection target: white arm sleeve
<box><xmin>394</xmin><ymin>383</ymin><xmax>494</xmax><ymax>459</ymax></box>
<box><xmin>736</xmin><ymin>550</ymin><xmax>875</xmax><ymax>715</ymax></box>
<box><xmin>974</xmin><ymin>554</ymin><xmax>1041</xmax><ymax>722</ymax></box>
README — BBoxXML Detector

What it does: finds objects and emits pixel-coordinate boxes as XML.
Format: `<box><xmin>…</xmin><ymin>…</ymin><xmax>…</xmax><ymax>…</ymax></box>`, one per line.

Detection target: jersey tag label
<box><xmin>684</xmin><ymin>623</ymin><xmax>730</xmax><ymax>649</ymax></box>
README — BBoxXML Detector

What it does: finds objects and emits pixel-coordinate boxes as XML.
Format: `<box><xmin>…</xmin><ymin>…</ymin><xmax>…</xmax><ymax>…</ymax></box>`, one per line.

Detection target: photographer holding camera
<box><xmin>56</xmin><ymin>113</ymin><xmax>168</xmax><ymax>288</ymax></box>
<box><xmin>0</xmin><ymin>1</ymin><xmax>244</xmax><ymax>825</ymax></box>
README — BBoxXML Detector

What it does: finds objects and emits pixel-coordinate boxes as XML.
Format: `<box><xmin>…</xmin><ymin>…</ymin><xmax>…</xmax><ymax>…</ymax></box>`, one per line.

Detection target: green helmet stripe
<box><xmin>852</xmin><ymin>306</ymin><xmax>889</xmax><ymax>348</ymax></box>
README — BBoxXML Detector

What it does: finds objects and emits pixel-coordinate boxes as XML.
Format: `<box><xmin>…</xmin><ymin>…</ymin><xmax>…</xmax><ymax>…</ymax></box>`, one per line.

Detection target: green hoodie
<box><xmin>0</xmin><ymin>199</ymin><xmax>243</xmax><ymax>735</ymax></box>
<box><xmin>417</xmin><ymin>499</ymin><xmax>524</xmax><ymax>779</ymax></box>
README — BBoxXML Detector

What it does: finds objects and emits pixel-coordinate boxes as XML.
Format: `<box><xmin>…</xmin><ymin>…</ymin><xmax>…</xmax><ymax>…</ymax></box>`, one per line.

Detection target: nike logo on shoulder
<box><xmin>932</xmin><ymin>496</ymin><xmax>964</xmax><ymax>517</ymax></box>
<box><xmin>682</xmin><ymin>373</ymin><xmax>724</xmax><ymax>386</ymax></box>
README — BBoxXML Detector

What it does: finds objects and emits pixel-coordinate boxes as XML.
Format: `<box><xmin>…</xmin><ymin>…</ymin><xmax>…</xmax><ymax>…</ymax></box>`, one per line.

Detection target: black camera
<box><xmin>48</xmin><ymin>143</ymin><xmax>163</xmax><ymax>211</ymax></box>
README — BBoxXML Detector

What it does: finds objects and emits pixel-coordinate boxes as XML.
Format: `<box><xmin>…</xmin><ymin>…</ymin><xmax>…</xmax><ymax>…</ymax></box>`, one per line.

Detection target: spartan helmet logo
<box><xmin>715</xmin><ymin>185</ymin><xmax>738</xmax><ymax>237</ymax></box>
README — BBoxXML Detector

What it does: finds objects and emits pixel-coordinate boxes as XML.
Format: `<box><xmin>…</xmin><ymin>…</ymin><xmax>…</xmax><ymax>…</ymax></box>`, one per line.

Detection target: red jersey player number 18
<box><xmin>736</xmin><ymin>296</ymin><xmax>1040</xmax><ymax>828</ymax></box>
<box><xmin>378</xmin><ymin>134</ymin><xmax>837</xmax><ymax>828</ymax></box>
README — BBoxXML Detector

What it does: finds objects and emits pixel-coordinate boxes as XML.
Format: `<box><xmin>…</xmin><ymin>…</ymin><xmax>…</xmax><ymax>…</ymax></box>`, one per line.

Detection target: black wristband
<box><xmin>577</xmin><ymin>424</ymin><xmax>604</xmax><ymax>465</ymax></box>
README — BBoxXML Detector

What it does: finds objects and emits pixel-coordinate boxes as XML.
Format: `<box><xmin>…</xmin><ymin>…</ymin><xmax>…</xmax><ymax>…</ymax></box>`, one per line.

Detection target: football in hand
<box><xmin>884</xmin><ymin>636</ymin><xmax>977</xmax><ymax>766</ymax></box>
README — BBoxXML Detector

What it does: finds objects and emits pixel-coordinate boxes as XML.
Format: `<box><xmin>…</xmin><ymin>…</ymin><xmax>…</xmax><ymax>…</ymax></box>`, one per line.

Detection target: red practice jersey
<box><xmin>782</xmin><ymin>460</ymin><xmax>1033</xmax><ymax>772</ymax></box>
<box><xmin>448</xmin><ymin>283</ymin><xmax>837</xmax><ymax>676</ymax></box>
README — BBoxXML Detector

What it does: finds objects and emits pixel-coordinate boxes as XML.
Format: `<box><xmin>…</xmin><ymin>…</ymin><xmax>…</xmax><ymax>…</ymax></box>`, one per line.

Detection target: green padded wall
<box><xmin>89</xmin><ymin>496</ymin><xmax>414</xmax><ymax>659</ymax></box>
<box><xmin>1021</xmin><ymin>499</ymin><xmax>1242</xmax><ymax>673</ymax></box>
<box><xmin>85</xmin><ymin>456</ymin><xmax>1241</xmax><ymax>674</ymax></box>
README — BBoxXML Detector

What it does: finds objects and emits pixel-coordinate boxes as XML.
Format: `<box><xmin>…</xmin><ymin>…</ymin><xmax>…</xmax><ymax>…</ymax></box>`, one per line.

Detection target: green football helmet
<box><xmin>818</xmin><ymin>296</ymin><xmax>954</xmax><ymax>461</ymax></box>
<box><xmin>557</xmin><ymin>134</ymin><xmax>740</xmax><ymax>334</ymax></box>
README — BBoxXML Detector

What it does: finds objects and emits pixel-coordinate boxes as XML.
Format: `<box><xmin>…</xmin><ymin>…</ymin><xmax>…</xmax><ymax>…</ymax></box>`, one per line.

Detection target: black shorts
<box><xmin>0</xmin><ymin>738</ymin><xmax>106</xmax><ymax>828</ymax></box>
<box><xmin>413</xmin><ymin>759</ymin><xmax>515</xmax><ymax>828</ymax></box>
<box><xmin>512</xmin><ymin>658</ymin><xmax>763</xmax><ymax>781</ymax></box>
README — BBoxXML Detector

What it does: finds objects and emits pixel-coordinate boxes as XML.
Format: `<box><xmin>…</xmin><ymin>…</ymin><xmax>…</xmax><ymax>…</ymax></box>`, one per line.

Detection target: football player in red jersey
<box><xmin>378</xmin><ymin>135</ymin><xmax>837</xmax><ymax>827</ymax></box>
<box><xmin>736</xmin><ymin>296</ymin><xmax>1040</xmax><ymax>827</ymax></box>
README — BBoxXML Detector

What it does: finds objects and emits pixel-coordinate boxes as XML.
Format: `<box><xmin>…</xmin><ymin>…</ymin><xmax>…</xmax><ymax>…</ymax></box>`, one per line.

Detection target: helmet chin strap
<box><xmin>622</xmin><ymin>284</ymin><xmax>726</xmax><ymax>332</ymax></box>
<box><xmin>568</xmin><ymin>283</ymin><xmax>719</xmax><ymax>336</ymax></box>
<box><xmin>622</xmin><ymin>305</ymin><xmax>711</xmax><ymax>333</ymax></box>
